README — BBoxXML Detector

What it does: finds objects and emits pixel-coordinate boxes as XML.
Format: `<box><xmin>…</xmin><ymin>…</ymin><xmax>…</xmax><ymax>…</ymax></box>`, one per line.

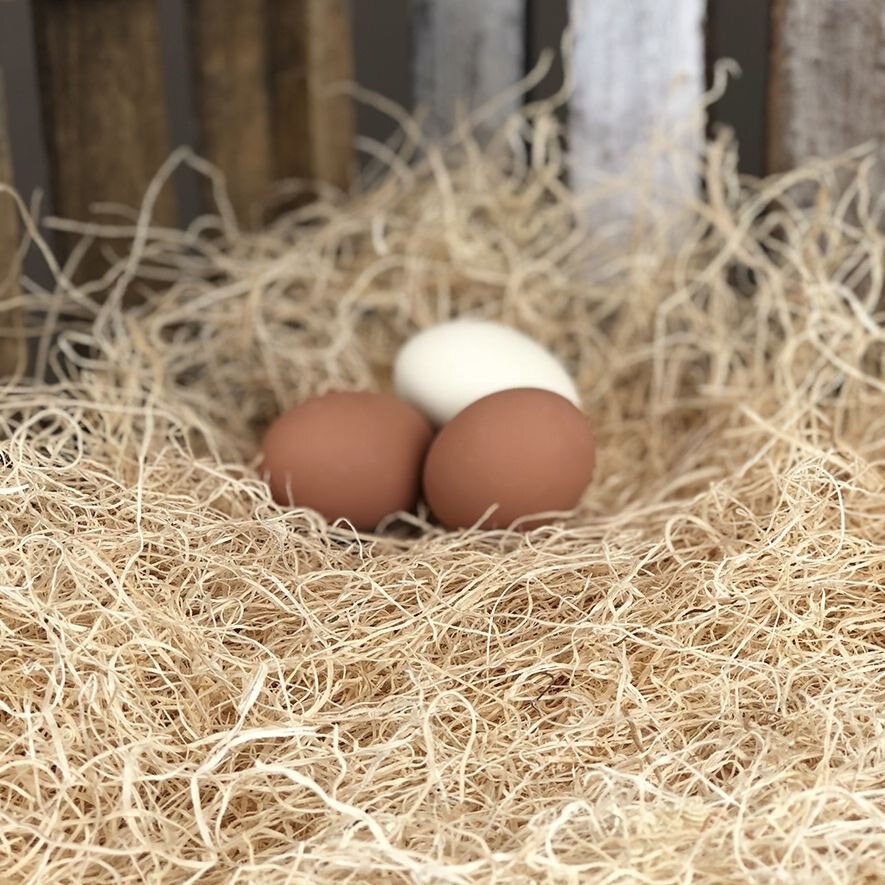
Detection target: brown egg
<box><xmin>260</xmin><ymin>391</ymin><xmax>433</xmax><ymax>531</ymax></box>
<box><xmin>423</xmin><ymin>388</ymin><xmax>595</xmax><ymax>530</ymax></box>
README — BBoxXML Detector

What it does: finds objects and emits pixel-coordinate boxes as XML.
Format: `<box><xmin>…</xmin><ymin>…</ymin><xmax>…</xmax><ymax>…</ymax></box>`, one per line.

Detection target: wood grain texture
<box><xmin>31</xmin><ymin>0</ymin><xmax>176</xmax><ymax>249</ymax></box>
<box><xmin>0</xmin><ymin>72</ymin><xmax>23</xmax><ymax>376</ymax></box>
<box><xmin>767</xmin><ymin>0</ymin><xmax>884</xmax><ymax>174</ymax></box>
<box><xmin>188</xmin><ymin>0</ymin><xmax>274</xmax><ymax>223</ymax></box>
<box><xmin>413</xmin><ymin>0</ymin><xmax>525</xmax><ymax>135</ymax></box>
<box><xmin>268</xmin><ymin>0</ymin><xmax>355</xmax><ymax>191</ymax></box>
<box><xmin>568</xmin><ymin>0</ymin><xmax>706</xmax><ymax>229</ymax></box>
<box><xmin>189</xmin><ymin>0</ymin><xmax>355</xmax><ymax>221</ymax></box>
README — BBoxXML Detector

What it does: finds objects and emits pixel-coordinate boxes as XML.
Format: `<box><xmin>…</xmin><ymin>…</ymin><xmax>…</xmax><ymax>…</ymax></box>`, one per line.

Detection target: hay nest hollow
<box><xmin>0</xmin><ymin>97</ymin><xmax>884</xmax><ymax>884</ymax></box>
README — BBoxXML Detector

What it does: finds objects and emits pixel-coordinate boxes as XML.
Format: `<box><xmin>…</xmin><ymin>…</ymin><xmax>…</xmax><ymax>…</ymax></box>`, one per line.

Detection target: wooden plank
<box><xmin>188</xmin><ymin>0</ymin><xmax>275</xmax><ymax>224</ymax></box>
<box><xmin>413</xmin><ymin>0</ymin><xmax>525</xmax><ymax>136</ymax></box>
<box><xmin>0</xmin><ymin>71</ymin><xmax>23</xmax><ymax>377</ymax></box>
<box><xmin>31</xmin><ymin>0</ymin><xmax>176</xmax><ymax>276</ymax></box>
<box><xmin>267</xmin><ymin>0</ymin><xmax>356</xmax><ymax>192</ymax></box>
<box><xmin>188</xmin><ymin>0</ymin><xmax>355</xmax><ymax>221</ymax></box>
<box><xmin>767</xmin><ymin>0</ymin><xmax>884</xmax><ymax>175</ymax></box>
<box><xmin>568</xmin><ymin>0</ymin><xmax>707</xmax><ymax>232</ymax></box>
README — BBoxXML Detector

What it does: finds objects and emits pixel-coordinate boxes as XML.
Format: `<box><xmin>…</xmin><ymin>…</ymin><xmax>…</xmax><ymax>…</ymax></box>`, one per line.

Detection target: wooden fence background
<box><xmin>0</xmin><ymin>0</ymin><xmax>883</xmax><ymax>359</ymax></box>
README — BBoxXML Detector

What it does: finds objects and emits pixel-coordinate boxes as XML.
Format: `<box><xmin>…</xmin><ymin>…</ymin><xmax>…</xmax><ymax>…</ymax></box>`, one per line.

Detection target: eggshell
<box><xmin>393</xmin><ymin>319</ymin><xmax>580</xmax><ymax>425</ymax></box>
<box><xmin>260</xmin><ymin>391</ymin><xmax>433</xmax><ymax>531</ymax></box>
<box><xmin>422</xmin><ymin>387</ymin><xmax>595</xmax><ymax>530</ymax></box>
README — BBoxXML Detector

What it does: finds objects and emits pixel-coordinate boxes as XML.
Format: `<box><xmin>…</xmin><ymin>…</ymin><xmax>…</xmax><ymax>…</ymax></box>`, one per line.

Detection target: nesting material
<box><xmin>0</xmin><ymin>105</ymin><xmax>884</xmax><ymax>884</ymax></box>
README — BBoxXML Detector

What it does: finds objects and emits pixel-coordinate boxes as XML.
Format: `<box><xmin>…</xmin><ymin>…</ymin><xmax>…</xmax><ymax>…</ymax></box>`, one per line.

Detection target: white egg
<box><xmin>393</xmin><ymin>319</ymin><xmax>580</xmax><ymax>425</ymax></box>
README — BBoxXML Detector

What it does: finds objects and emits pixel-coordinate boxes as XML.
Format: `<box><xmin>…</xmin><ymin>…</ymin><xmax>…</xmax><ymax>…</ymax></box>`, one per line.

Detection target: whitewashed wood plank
<box><xmin>413</xmin><ymin>0</ymin><xmax>525</xmax><ymax>136</ymax></box>
<box><xmin>568</xmin><ymin>0</ymin><xmax>706</xmax><ymax>234</ymax></box>
<box><xmin>767</xmin><ymin>0</ymin><xmax>884</xmax><ymax>175</ymax></box>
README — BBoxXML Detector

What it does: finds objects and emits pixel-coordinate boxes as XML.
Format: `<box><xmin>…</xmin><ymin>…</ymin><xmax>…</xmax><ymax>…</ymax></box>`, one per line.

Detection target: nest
<box><xmin>0</xmin><ymin>96</ymin><xmax>884</xmax><ymax>883</ymax></box>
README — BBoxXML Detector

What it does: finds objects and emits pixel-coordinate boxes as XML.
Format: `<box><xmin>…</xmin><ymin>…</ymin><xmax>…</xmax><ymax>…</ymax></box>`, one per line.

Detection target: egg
<box><xmin>422</xmin><ymin>388</ymin><xmax>595</xmax><ymax>530</ymax></box>
<box><xmin>393</xmin><ymin>319</ymin><xmax>580</xmax><ymax>425</ymax></box>
<box><xmin>260</xmin><ymin>391</ymin><xmax>433</xmax><ymax>531</ymax></box>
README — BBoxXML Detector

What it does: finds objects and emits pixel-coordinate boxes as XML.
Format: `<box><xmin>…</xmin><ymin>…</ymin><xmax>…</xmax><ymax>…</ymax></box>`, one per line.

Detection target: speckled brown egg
<box><xmin>260</xmin><ymin>391</ymin><xmax>434</xmax><ymax>531</ymax></box>
<box><xmin>422</xmin><ymin>387</ymin><xmax>596</xmax><ymax>530</ymax></box>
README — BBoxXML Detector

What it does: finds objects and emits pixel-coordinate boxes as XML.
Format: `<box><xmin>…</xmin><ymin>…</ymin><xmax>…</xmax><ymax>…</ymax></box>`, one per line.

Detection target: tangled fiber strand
<box><xmin>0</xmin><ymin>102</ymin><xmax>883</xmax><ymax>884</ymax></box>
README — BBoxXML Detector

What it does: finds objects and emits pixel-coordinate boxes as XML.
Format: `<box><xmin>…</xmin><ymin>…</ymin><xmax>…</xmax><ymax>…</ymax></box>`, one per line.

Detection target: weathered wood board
<box><xmin>31</xmin><ymin>0</ymin><xmax>176</xmax><ymax>260</ymax></box>
<box><xmin>188</xmin><ymin>0</ymin><xmax>275</xmax><ymax>224</ymax></box>
<box><xmin>568</xmin><ymin>0</ymin><xmax>707</xmax><ymax>231</ymax></box>
<box><xmin>413</xmin><ymin>0</ymin><xmax>525</xmax><ymax>135</ymax></box>
<box><xmin>267</xmin><ymin>0</ymin><xmax>355</xmax><ymax>193</ymax></box>
<box><xmin>767</xmin><ymin>0</ymin><xmax>885</xmax><ymax>177</ymax></box>
<box><xmin>189</xmin><ymin>0</ymin><xmax>355</xmax><ymax>222</ymax></box>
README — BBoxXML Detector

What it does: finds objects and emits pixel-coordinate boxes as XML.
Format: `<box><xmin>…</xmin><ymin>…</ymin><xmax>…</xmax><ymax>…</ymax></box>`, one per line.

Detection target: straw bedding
<box><xmin>0</xmin><ymin>101</ymin><xmax>884</xmax><ymax>883</ymax></box>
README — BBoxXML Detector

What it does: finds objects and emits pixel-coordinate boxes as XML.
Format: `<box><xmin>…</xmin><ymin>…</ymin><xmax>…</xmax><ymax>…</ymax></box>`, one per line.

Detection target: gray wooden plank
<box><xmin>413</xmin><ymin>0</ymin><xmax>525</xmax><ymax>136</ymax></box>
<box><xmin>767</xmin><ymin>0</ymin><xmax>884</xmax><ymax>176</ymax></box>
<box><xmin>31</xmin><ymin>0</ymin><xmax>176</xmax><ymax>274</ymax></box>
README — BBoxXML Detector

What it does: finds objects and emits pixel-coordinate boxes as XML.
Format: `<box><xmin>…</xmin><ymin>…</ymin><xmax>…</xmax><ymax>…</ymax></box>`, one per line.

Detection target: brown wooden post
<box><xmin>767</xmin><ymin>0</ymin><xmax>884</xmax><ymax>175</ymax></box>
<box><xmin>31</xmin><ymin>0</ymin><xmax>176</xmax><ymax>273</ymax></box>
<box><xmin>188</xmin><ymin>0</ymin><xmax>355</xmax><ymax>223</ymax></box>
<box><xmin>188</xmin><ymin>0</ymin><xmax>275</xmax><ymax>225</ymax></box>
<box><xmin>0</xmin><ymin>72</ymin><xmax>23</xmax><ymax>377</ymax></box>
<box><xmin>271</xmin><ymin>0</ymin><xmax>356</xmax><ymax>192</ymax></box>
